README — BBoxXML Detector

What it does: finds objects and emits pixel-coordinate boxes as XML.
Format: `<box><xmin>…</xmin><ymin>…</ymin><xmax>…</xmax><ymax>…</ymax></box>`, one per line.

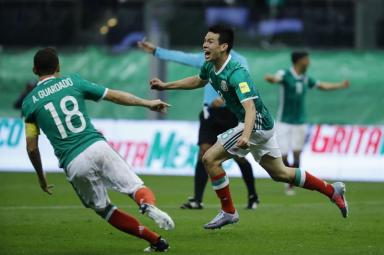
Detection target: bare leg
<box><xmin>282</xmin><ymin>153</ymin><xmax>295</xmax><ymax>195</ymax></box>
<box><xmin>194</xmin><ymin>143</ymin><xmax>212</xmax><ymax>202</ymax></box>
<box><xmin>202</xmin><ymin>142</ymin><xmax>240</xmax><ymax>229</ymax></box>
<box><xmin>259</xmin><ymin>155</ymin><xmax>296</xmax><ymax>183</ymax></box>
<box><xmin>202</xmin><ymin>142</ymin><xmax>235</xmax><ymax>213</ymax></box>
<box><xmin>259</xmin><ymin>154</ymin><xmax>349</xmax><ymax>217</ymax></box>
<box><xmin>259</xmin><ymin>154</ymin><xmax>333</xmax><ymax>197</ymax></box>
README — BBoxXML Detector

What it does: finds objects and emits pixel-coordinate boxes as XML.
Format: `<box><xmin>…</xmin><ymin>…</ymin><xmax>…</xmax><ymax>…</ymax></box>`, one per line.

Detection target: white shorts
<box><xmin>217</xmin><ymin>122</ymin><xmax>281</xmax><ymax>163</ymax></box>
<box><xmin>65</xmin><ymin>140</ymin><xmax>144</xmax><ymax>210</ymax></box>
<box><xmin>276</xmin><ymin>122</ymin><xmax>308</xmax><ymax>155</ymax></box>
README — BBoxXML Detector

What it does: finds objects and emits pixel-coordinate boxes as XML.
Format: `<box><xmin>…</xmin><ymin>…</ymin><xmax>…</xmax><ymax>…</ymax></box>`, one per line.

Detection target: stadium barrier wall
<box><xmin>0</xmin><ymin>117</ymin><xmax>383</xmax><ymax>181</ymax></box>
<box><xmin>1</xmin><ymin>48</ymin><xmax>383</xmax><ymax>124</ymax></box>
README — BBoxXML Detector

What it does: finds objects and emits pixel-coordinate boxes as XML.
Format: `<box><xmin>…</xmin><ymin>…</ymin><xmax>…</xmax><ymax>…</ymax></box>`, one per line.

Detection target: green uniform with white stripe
<box><xmin>276</xmin><ymin>68</ymin><xmax>318</xmax><ymax>124</ymax></box>
<box><xmin>22</xmin><ymin>74</ymin><xmax>107</xmax><ymax>168</ymax></box>
<box><xmin>199</xmin><ymin>55</ymin><xmax>274</xmax><ymax>130</ymax></box>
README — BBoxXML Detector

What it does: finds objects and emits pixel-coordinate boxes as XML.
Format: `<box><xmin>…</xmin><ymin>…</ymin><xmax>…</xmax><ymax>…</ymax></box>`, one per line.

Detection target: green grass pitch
<box><xmin>0</xmin><ymin>172</ymin><xmax>383</xmax><ymax>255</ymax></box>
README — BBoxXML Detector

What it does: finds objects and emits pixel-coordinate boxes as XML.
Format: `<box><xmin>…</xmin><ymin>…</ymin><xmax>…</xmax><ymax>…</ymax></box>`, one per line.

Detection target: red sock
<box><xmin>108</xmin><ymin>208</ymin><xmax>159</xmax><ymax>244</ymax></box>
<box><xmin>295</xmin><ymin>169</ymin><xmax>334</xmax><ymax>198</ymax></box>
<box><xmin>211</xmin><ymin>173</ymin><xmax>236</xmax><ymax>214</ymax></box>
<box><xmin>134</xmin><ymin>186</ymin><xmax>156</xmax><ymax>206</ymax></box>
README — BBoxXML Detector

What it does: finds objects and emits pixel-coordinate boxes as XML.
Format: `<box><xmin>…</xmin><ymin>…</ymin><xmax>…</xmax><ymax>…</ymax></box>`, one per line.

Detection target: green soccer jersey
<box><xmin>199</xmin><ymin>55</ymin><xmax>274</xmax><ymax>130</ymax></box>
<box><xmin>22</xmin><ymin>74</ymin><xmax>107</xmax><ymax>168</ymax></box>
<box><xmin>275</xmin><ymin>68</ymin><xmax>319</xmax><ymax>124</ymax></box>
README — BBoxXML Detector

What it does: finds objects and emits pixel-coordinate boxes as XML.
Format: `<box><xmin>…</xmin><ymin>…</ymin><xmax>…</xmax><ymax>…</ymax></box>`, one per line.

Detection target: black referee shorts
<box><xmin>197</xmin><ymin>107</ymin><xmax>239</xmax><ymax>145</ymax></box>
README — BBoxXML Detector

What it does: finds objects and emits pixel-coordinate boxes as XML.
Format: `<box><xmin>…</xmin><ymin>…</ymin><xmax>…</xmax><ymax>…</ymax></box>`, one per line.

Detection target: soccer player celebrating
<box><xmin>22</xmin><ymin>48</ymin><xmax>174</xmax><ymax>252</ymax></box>
<box><xmin>137</xmin><ymin>39</ymin><xmax>260</xmax><ymax>210</ymax></box>
<box><xmin>149</xmin><ymin>25</ymin><xmax>349</xmax><ymax>230</ymax></box>
<box><xmin>265</xmin><ymin>52</ymin><xmax>349</xmax><ymax>195</ymax></box>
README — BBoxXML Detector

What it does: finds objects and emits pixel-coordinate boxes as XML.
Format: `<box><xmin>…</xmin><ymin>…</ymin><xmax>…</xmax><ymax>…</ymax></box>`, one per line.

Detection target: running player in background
<box><xmin>22</xmin><ymin>48</ymin><xmax>174</xmax><ymax>252</ymax></box>
<box><xmin>149</xmin><ymin>25</ymin><xmax>349</xmax><ymax>229</ymax></box>
<box><xmin>265</xmin><ymin>52</ymin><xmax>349</xmax><ymax>195</ymax></box>
<box><xmin>137</xmin><ymin>40</ymin><xmax>259</xmax><ymax>209</ymax></box>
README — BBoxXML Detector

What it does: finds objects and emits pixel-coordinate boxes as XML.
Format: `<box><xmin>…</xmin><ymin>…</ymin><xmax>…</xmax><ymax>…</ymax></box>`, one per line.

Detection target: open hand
<box><xmin>148</xmin><ymin>99</ymin><xmax>171</xmax><ymax>113</ymax></box>
<box><xmin>211</xmin><ymin>97</ymin><xmax>225</xmax><ymax>108</ymax></box>
<box><xmin>150</xmin><ymin>78</ymin><xmax>166</xmax><ymax>90</ymax></box>
<box><xmin>341</xmin><ymin>80</ymin><xmax>350</xmax><ymax>88</ymax></box>
<box><xmin>137</xmin><ymin>38</ymin><xmax>156</xmax><ymax>54</ymax></box>
<box><xmin>38</xmin><ymin>176</ymin><xmax>54</xmax><ymax>195</ymax></box>
<box><xmin>39</xmin><ymin>181</ymin><xmax>54</xmax><ymax>195</ymax></box>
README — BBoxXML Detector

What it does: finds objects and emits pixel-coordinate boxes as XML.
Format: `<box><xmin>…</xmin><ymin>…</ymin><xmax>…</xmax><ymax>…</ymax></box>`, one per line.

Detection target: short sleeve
<box><xmin>308</xmin><ymin>76</ymin><xmax>319</xmax><ymax>89</ymax></box>
<box><xmin>199</xmin><ymin>62</ymin><xmax>209</xmax><ymax>81</ymax></box>
<box><xmin>77</xmin><ymin>77</ymin><xmax>108</xmax><ymax>101</ymax></box>
<box><xmin>274</xmin><ymin>69</ymin><xmax>286</xmax><ymax>83</ymax></box>
<box><xmin>229</xmin><ymin>68</ymin><xmax>258</xmax><ymax>103</ymax></box>
<box><xmin>21</xmin><ymin>100</ymin><xmax>34</xmax><ymax>123</ymax></box>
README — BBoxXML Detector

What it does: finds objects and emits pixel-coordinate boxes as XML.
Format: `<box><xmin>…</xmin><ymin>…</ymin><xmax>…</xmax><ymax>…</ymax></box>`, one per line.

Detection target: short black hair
<box><xmin>291</xmin><ymin>51</ymin><xmax>309</xmax><ymax>64</ymax></box>
<box><xmin>33</xmin><ymin>48</ymin><xmax>59</xmax><ymax>76</ymax></box>
<box><xmin>208</xmin><ymin>25</ymin><xmax>234</xmax><ymax>53</ymax></box>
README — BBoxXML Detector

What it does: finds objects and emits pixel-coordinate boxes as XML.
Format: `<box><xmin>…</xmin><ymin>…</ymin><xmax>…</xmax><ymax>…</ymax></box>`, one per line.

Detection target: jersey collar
<box><xmin>37</xmin><ymin>76</ymin><xmax>56</xmax><ymax>86</ymax></box>
<box><xmin>290</xmin><ymin>67</ymin><xmax>304</xmax><ymax>79</ymax></box>
<box><xmin>214</xmin><ymin>54</ymin><xmax>232</xmax><ymax>75</ymax></box>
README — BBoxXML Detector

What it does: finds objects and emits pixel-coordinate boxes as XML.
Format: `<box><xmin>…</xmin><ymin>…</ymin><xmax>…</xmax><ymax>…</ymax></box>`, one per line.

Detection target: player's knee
<box><xmin>202</xmin><ymin>151</ymin><xmax>217</xmax><ymax>169</ymax></box>
<box><xmin>198</xmin><ymin>149</ymin><xmax>206</xmax><ymax>161</ymax></box>
<box><xmin>95</xmin><ymin>204</ymin><xmax>117</xmax><ymax>221</ymax></box>
<box><xmin>198</xmin><ymin>144</ymin><xmax>210</xmax><ymax>161</ymax></box>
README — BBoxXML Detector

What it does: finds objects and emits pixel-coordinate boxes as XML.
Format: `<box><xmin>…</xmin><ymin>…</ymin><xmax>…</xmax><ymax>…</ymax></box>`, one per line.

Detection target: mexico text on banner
<box><xmin>0</xmin><ymin>117</ymin><xmax>383</xmax><ymax>181</ymax></box>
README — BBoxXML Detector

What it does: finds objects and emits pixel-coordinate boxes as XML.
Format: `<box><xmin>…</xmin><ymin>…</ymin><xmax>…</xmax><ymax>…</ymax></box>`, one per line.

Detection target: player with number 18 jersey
<box><xmin>22</xmin><ymin>48</ymin><xmax>175</xmax><ymax>252</ymax></box>
<box><xmin>22</xmin><ymin>74</ymin><xmax>106</xmax><ymax>168</ymax></box>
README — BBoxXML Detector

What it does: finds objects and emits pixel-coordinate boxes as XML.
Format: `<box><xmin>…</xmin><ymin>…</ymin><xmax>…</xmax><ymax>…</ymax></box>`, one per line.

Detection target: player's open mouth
<box><xmin>204</xmin><ymin>51</ymin><xmax>211</xmax><ymax>59</ymax></box>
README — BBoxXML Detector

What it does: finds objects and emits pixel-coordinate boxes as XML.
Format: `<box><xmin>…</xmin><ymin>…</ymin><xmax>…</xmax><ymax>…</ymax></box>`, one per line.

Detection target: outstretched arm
<box><xmin>25</xmin><ymin>123</ymin><xmax>53</xmax><ymax>195</ymax></box>
<box><xmin>137</xmin><ymin>39</ymin><xmax>203</xmax><ymax>68</ymax></box>
<box><xmin>150</xmin><ymin>76</ymin><xmax>206</xmax><ymax>91</ymax></box>
<box><xmin>317</xmin><ymin>80</ymin><xmax>350</xmax><ymax>91</ymax></box>
<box><xmin>265</xmin><ymin>70</ymin><xmax>284</xmax><ymax>85</ymax></box>
<box><xmin>104</xmin><ymin>89</ymin><xmax>170</xmax><ymax>113</ymax></box>
<box><xmin>264</xmin><ymin>74</ymin><xmax>280</xmax><ymax>84</ymax></box>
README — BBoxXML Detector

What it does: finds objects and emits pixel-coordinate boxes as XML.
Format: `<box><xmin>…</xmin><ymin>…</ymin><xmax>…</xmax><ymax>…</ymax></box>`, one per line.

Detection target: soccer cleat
<box><xmin>246</xmin><ymin>195</ymin><xmax>259</xmax><ymax>210</ymax></box>
<box><xmin>203</xmin><ymin>210</ymin><xmax>239</xmax><ymax>229</ymax></box>
<box><xmin>180</xmin><ymin>197</ymin><xmax>204</xmax><ymax>209</ymax></box>
<box><xmin>331</xmin><ymin>182</ymin><xmax>349</xmax><ymax>218</ymax></box>
<box><xmin>144</xmin><ymin>237</ymin><xmax>169</xmax><ymax>252</ymax></box>
<box><xmin>140</xmin><ymin>204</ymin><xmax>175</xmax><ymax>230</ymax></box>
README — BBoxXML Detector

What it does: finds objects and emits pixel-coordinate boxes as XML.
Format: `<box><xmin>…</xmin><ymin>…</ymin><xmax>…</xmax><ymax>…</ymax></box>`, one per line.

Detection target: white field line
<box><xmin>0</xmin><ymin>201</ymin><xmax>383</xmax><ymax>211</ymax></box>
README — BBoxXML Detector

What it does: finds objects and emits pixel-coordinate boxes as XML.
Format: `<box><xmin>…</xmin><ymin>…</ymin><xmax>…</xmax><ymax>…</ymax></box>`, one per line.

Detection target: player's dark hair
<box><xmin>291</xmin><ymin>51</ymin><xmax>309</xmax><ymax>64</ymax></box>
<box><xmin>208</xmin><ymin>25</ymin><xmax>234</xmax><ymax>53</ymax></box>
<box><xmin>33</xmin><ymin>48</ymin><xmax>59</xmax><ymax>76</ymax></box>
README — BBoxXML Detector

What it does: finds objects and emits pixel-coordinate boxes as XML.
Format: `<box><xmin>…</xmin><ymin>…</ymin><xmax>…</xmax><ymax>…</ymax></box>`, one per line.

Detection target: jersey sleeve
<box><xmin>21</xmin><ymin>100</ymin><xmax>35</xmax><ymax>123</ymax></box>
<box><xmin>77</xmin><ymin>77</ymin><xmax>108</xmax><ymax>101</ymax></box>
<box><xmin>155</xmin><ymin>47</ymin><xmax>205</xmax><ymax>68</ymax></box>
<box><xmin>199</xmin><ymin>62</ymin><xmax>209</xmax><ymax>81</ymax></box>
<box><xmin>274</xmin><ymin>69</ymin><xmax>286</xmax><ymax>83</ymax></box>
<box><xmin>308</xmin><ymin>76</ymin><xmax>319</xmax><ymax>89</ymax></box>
<box><xmin>229</xmin><ymin>68</ymin><xmax>258</xmax><ymax>103</ymax></box>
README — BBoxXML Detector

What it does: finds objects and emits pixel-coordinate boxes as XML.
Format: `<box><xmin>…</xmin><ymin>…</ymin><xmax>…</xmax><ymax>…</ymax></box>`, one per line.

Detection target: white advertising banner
<box><xmin>0</xmin><ymin>117</ymin><xmax>383</xmax><ymax>181</ymax></box>
<box><xmin>301</xmin><ymin>125</ymin><xmax>384</xmax><ymax>181</ymax></box>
